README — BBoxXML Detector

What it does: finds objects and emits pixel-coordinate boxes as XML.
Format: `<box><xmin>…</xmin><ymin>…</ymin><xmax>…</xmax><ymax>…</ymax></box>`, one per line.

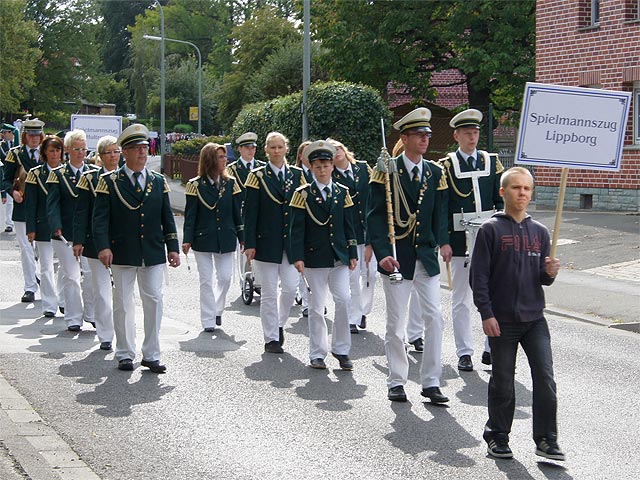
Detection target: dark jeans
<box><xmin>485</xmin><ymin>318</ymin><xmax>557</xmax><ymax>443</ymax></box>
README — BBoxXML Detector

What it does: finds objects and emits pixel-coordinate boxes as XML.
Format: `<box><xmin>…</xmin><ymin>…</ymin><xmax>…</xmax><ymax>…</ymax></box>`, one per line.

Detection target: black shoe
<box><xmin>359</xmin><ymin>315</ymin><xmax>367</xmax><ymax>329</ymax></box>
<box><xmin>350</xmin><ymin>324</ymin><xmax>359</xmax><ymax>334</ymax></box>
<box><xmin>409</xmin><ymin>338</ymin><xmax>424</xmax><ymax>352</ymax></box>
<box><xmin>332</xmin><ymin>353</ymin><xmax>353</xmax><ymax>371</ymax></box>
<box><xmin>278</xmin><ymin>327</ymin><xmax>284</xmax><ymax>346</ymax></box>
<box><xmin>535</xmin><ymin>436</ymin><xmax>565</xmax><ymax>461</ymax></box>
<box><xmin>487</xmin><ymin>436</ymin><xmax>513</xmax><ymax>459</ymax></box>
<box><xmin>204</xmin><ymin>327</ymin><xmax>216</xmax><ymax>333</ymax></box>
<box><xmin>302</xmin><ymin>307</ymin><xmax>309</xmax><ymax>318</ymax></box>
<box><xmin>118</xmin><ymin>359</ymin><xmax>134</xmax><ymax>371</ymax></box>
<box><xmin>67</xmin><ymin>325</ymin><xmax>81</xmax><ymax>332</ymax></box>
<box><xmin>141</xmin><ymin>359</ymin><xmax>167</xmax><ymax>373</ymax></box>
<box><xmin>309</xmin><ymin>358</ymin><xmax>327</xmax><ymax>369</ymax></box>
<box><xmin>421</xmin><ymin>386</ymin><xmax>449</xmax><ymax>403</ymax></box>
<box><xmin>215</xmin><ymin>315</ymin><xmax>222</xmax><ymax>326</ymax></box>
<box><xmin>482</xmin><ymin>351</ymin><xmax>492</xmax><ymax>365</ymax></box>
<box><xmin>43</xmin><ymin>311</ymin><xmax>55</xmax><ymax>318</ymax></box>
<box><xmin>265</xmin><ymin>341</ymin><xmax>284</xmax><ymax>354</ymax></box>
<box><xmin>458</xmin><ymin>354</ymin><xmax>474</xmax><ymax>372</ymax></box>
<box><xmin>99</xmin><ymin>342</ymin><xmax>112</xmax><ymax>351</ymax></box>
<box><xmin>4</xmin><ymin>226</ymin><xmax>13</xmax><ymax>233</ymax></box>
<box><xmin>59</xmin><ymin>306</ymin><xmax>65</xmax><ymax>314</ymax></box>
<box><xmin>388</xmin><ymin>385</ymin><xmax>407</xmax><ymax>402</ymax></box>
<box><xmin>21</xmin><ymin>291</ymin><xmax>35</xmax><ymax>303</ymax></box>
<box><xmin>85</xmin><ymin>319</ymin><xmax>96</xmax><ymax>328</ymax></box>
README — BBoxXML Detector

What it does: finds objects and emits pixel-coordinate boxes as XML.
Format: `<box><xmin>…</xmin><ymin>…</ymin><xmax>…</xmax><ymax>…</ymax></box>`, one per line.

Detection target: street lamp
<box><xmin>147</xmin><ymin>0</ymin><xmax>165</xmax><ymax>172</ymax></box>
<box><xmin>302</xmin><ymin>0</ymin><xmax>310</xmax><ymax>140</ymax></box>
<box><xmin>143</xmin><ymin>35</ymin><xmax>202</xmax><ymax>135</ymax></box>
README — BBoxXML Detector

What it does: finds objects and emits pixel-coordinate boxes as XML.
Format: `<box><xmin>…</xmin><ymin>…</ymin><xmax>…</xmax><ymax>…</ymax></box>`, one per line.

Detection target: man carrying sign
<box><xmin>440</xmin><ymin>109</ymin><xmax>503</xmax><ymax>371</ymax></box>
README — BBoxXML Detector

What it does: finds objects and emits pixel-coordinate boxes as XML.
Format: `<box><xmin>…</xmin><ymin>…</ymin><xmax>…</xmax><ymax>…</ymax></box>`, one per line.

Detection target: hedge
<box><xmin>170</xmin><ymin>135</ymin><xmax>231</xmax><ymax>156</ymax></box>
<box><xmin>230</xmin><ymin>81</ymin><xmax>392</xmax><ymax>164</ymax></box>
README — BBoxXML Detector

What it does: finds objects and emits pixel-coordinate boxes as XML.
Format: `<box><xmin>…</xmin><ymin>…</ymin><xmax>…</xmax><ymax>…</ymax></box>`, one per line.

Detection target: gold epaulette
<box><xmin>427</xmin><ymin>159</ymin><xmax>444</xmax><ymax>170</ymax></box>
<box><xmin>437</xmin><ymin>170</ymin><xmax>448</xmax><ymax>191</ymax></box>
<box><xmin>185</xmin><ymin>180</ymin><xmax>198</xmax><ymax>196</ymax></box>
<box><xmin>77</xmin><ymin>174</ymin><xmax>91</xmax><ymax>191</ymax></box>
<box><xmin>495</xmin><ymin>156</ymin><xmax>504</xmax><ymax>174</ymax></box>
<box><xmin>369</xmin><ymin>168</ymin><xmax>385</xmax><ymax>184</ymax></box>
<box><xmin>163</xmin><ymin>176</ymin><xmax>171</xmax><ymax>193</ymax></box>
<box><xmin>25</xmin><ymin>169</ymin><xmax>38</xmax><ymax>185</ymax></box>
<box><xmin>289</xmin><ymin>185</ymin><xmax>309</xmax><ymax>209</ymax></box>
<box><xmin>344</xmin><ymin>192</ymin><xmax>354</xmax><ymax>208</ymax></box>
<box><xmin>46</xmin><ymin>169</ymin><xmax>60</xmax><ymax>183</ymax></box>
<box><xmin>4</xmin><ymin>148</ymin><xmax>17</xmax><ymax>163</ymax></box>
<box><xmin>231</xmin><ymin>178</ymin><xmax>242</xmax><ymax>195</ymax></box>
<box><xmin>245</xmin><ymin>171</ymin><xmax>260</xmax><ymax>189</ymax></box>
<box><xmin>95</xmin><ymin>176</ymin><xmax>110</xmax><ymax>194</ymax></box>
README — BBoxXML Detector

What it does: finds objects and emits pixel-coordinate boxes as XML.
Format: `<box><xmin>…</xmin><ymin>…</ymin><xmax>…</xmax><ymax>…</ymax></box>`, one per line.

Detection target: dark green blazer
<box><xmin>440</xmin><ymin>150</ymin><xmax>504</xmax><ymax>256</ymax></box>
<box><xmin>1</xmin><ymin>146</ymin><xmax>40</xmax><ymax>221</ymax></box>
<box><xmin>243</xmin><ymin>163</ymin><xmax>305</xmax><ymax>264</ymax></box>
<box><xmin>92</xmin><ymin>167</ymin><xmax>179</xmax><ymax>267</ymax></box>
<box><xmin>46</xmin><ymin>163</ymin><xmax>97</xmax><ymax>238</ymax></box>
<box><xmin>331</xmin><ymin>160</ymin><xmax>372</xmax><ymax>245</ymax></box>
<box><xmin>25</xmin><ymin>164</ymin><xmax>53</xmax><ymax>241</ymax></box>
<box><xmin>183</xmin><ymin>175</ymin><xmax>244</xmax><ymax>253</ymax></box>
<box><xmin>367</xmin><ymin>154</ymin><xmax>449</xmax><ymax>280</ymax></box>
<box><xmin>73</xmin><ymin>167</ymin><xmax>109</xmax><ymax>259</ymax></box>
<box><xmin>290</xmin><ymin>182</ymin><xmax>358</xmax><ymax>268</ymax></box>
<box><xmin>226</xmin><ymin>158</ymin><xmax>265</xmax><ymax>191</ymax></box>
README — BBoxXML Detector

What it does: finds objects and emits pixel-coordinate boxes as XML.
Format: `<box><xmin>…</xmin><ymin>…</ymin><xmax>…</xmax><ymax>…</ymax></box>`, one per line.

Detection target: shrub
<box><xmin>170</xmin><ymin>135</ymin><xmax>230</xmax><ymax>156</ymax></box>
<box><xmin>230</xmin><ymin>81</ymin><xmax>391</xmax><ymax>164</ymax></box>
<box><xmin>173</xmin><ymin>123</ymin><xmax>194</xmax><ymax>134</ymax></box>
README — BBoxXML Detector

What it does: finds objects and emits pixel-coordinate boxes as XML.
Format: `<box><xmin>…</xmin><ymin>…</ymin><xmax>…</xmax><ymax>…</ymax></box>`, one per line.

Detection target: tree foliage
<box><xmin>0</xmin><ymin>0</ymin><xmax>40</xmax><ymax>113</ymax></box>
<box><xmin>231</xmin><ymin>81</ymin><xmax>391</xmax><ymax>163</ymax></box>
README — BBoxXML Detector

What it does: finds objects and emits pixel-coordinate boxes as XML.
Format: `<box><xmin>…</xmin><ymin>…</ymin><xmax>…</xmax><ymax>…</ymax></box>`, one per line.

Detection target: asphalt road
<box><xmin>0</xmin><ymin>214</ymin><xmax>639</xmax><ymax>480</ymax></box>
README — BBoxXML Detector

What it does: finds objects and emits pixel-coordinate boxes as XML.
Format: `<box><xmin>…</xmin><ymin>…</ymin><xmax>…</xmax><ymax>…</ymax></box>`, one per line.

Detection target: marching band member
<box><xmin>183</xmin><ymin>143</ymin><xmax>244</xmax><ymax>332</ymax></box>
<box><xmin>294</xmin><ymin>140</ymin><xmax>312</xmax><ymax>317</ymax></box>
<box><xmin>244</xmin><ymin>132</ymin><xmax>305</xmax><ymax>354</ymax></box>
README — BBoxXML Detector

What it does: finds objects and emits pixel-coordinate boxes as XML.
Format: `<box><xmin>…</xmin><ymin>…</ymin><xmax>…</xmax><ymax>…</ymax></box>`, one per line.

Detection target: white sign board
<box><xmin>70</xmin><ymin>115</ymin><xmax>122</xmax><ymax>151</ymax></box>
<box><xmin>515</xmin><ymin>82</ymin><xmax>631</xmax><ymax>171</ymax></box>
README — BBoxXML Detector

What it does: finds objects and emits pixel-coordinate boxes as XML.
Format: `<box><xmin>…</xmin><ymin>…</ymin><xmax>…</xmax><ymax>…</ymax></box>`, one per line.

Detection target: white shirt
<box><xmin>401</xmin><ymin>153</ymin><xmax>422</xmax><ymax>179</ymax></box>
<box><xmin>315</xmin><ymin>180</ymin><xmax>333</xmax><ymax>200</ymax></box>
<box><xmin>240</xmin><ymin>157</ymin><xmax>254</xmax><ymax>170</ymax></box>
<box><xmin>458</xmin><ymin>148</ymin><xmax>479</xmax><ymax>168</ymax></box>
<box><xmin>268</xmin><ymin>162</ymin><xmax>286</xmax><ymax>179</ymax></box>
<box><xmin>124</xmin><ymin>165</ymin><xmax>146</xmax><ymax>188</ymax></box>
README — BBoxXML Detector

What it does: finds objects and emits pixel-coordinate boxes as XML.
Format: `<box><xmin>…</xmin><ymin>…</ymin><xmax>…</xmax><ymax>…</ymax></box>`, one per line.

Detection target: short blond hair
<box><xmin>500</xmin><ymin>166</ymin><xmax>534</xmax><ymax>188</ymax></box>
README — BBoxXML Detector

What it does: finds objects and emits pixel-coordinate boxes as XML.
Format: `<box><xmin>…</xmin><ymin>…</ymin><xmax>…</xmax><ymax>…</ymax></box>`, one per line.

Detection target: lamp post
<box><xmin>302</xmin><ymin>0</ymin><xmax>310</xmax><ymax>140</ymax></box>
<box><xmin>143</xmin><ymin>35</ymin><xmax>202</xmax><ymax>135</ymax></box>
<box><xmin>148</xmin><ymin>0</ymin><xmax>165</xmax><ymax>172</ymax></box>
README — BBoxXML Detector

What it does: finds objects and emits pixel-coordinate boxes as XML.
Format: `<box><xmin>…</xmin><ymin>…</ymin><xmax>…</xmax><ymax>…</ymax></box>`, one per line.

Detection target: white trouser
<box><xmin>111</xmin><ymin>264</ymin><xmax>164</xmax><ymax>362</ymax></box>
<box><xmin>383</xmin><ymin>260</ymin><xmax>444</xmax><ymax>389</ymax></box>
<box><xmin>254</xmin><ymin>253</ymin><xmax>298</xmax><ymax>344</ymax></box>
<box><xmin>14</xmin><ymin>221</ymin><xmax>38</xmax><ymax>293</ymax></box>
<box><xmin>87</xmin><ymin>257</ymin><xmax>114</xmax><ymax>343</ymax></box>
<box><xmin>80</xmin><ymin>256</ymin><xmax>95</xmax><ymax>323</ymax></box>
<box><xmin>406</xmin><ymin>286</ymin><xmax>423</xmax><ymax>343</ymax></box>
<box><xmin>305</xmin><ymin>265</ymin><xmax>351</xmax><ymax>360</ymax></box>
<box><xmin>35</xmin><ymin>241</ymin><xmax>57</xmax><ymax>313</ymax></box>
<box><xmin>450</xmin><ymin>256</ymin><xmax>474</xmax><ymax>357</ymax></box>
<box><xmin>4</xmin><ymin>196</ymin><xmax>14</xmax><ymax>227</ymax></box>
<box><xmin>297</xmin><ymin>274</ymin><xmax>309</xmax><ymax>309</ymax></box>
<box><xmin>348</xmin><ymin>244</ymin><xmax>377</xmax><ymax>324</ymax></box>
<box><xmin>56</xmin><ymin>263</ymin><xmax>65</xmax><ymax>308</ymax></box>
<box><xmin>194</xmin><ymin>250</ymin><xmax>233</xmax><ymax>328</ymax></box>
<box><xmin>52</xmin><ymin>239</ymin><xmax>83</xmax><ymax>326</ymax></box>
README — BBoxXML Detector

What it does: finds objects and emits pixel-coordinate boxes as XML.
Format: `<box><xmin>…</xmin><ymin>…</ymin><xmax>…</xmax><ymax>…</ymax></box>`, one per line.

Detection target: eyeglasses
<box><xmin>71</xmin><ymin>147</ymin><xmax>88</xmax><ymax>152</ymax></box>
<box><xmin>407</xmin><ymin>132</ymin><xmax>432</xmax><ymax>139</ymax></box>
<box><xmin>102</xmin><ymin>149</ymin><xmax>121</xmax><ymax>155</ymax></box>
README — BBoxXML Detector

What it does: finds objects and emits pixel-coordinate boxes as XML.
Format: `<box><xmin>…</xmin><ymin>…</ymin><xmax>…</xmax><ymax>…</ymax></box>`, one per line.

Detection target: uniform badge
<box><xmin>255</xmin><ymin>170</ymin><xmax>263</xmax><ymax>179</ymax></box>
<box><xmin>87</xmin><ymin>174</ymin><xmax>93</xmax><ymax>182</ymax></box>
<box><xmin>110</xmin><ymin>173</ymin><xmax>117</xmax><ymax>181</ymax></box>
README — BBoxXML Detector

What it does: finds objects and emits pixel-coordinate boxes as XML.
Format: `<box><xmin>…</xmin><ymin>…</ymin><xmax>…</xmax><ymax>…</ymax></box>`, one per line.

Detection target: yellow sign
<box><xmin>189</xmin><ymin>107</ymin><xmax>199</xmax><ymax>121</ymax></box>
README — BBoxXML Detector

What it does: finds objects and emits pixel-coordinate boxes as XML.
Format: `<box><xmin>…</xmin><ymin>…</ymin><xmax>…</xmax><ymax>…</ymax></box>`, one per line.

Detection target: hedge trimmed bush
<box><xmin>230</xmin><ymin>81</ymin><xmax>391</xmax><ymax>164</ymax></box>
<box><xmin>170</xmin><ymin>135</ymin><xmax>230</xmax><ymax>156</ymax></box>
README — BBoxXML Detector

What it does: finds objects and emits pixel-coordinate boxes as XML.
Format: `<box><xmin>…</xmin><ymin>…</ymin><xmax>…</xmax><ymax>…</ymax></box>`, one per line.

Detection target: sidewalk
<box><xmin>151</xmin><ymin>154</ymin><xmax>640</xmax><ymax>330</ymax></box>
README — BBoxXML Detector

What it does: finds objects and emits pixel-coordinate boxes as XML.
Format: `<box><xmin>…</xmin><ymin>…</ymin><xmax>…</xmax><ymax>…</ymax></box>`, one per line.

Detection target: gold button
<box><xmin>284</xmin><ymin>212</ymin><xmax>288</xmax><ymax>216</ymax></box>
<box><xmin>140</xmin><ymin>234</ymin><xmax>144</xmax><ymax>238</ymax></box>
<box><xmin>141</xmin><ymin>224</ymin><xmax>144</xmax><ymax>227</ymax></box>
<box><xmin>284</xmin><ymin>234</ymin><xmax>287</xmax><ymax>238</ymax></box>
<box><xmin>416</xmin><ymin>221</ymin><xmax>420</xmax><ymax>226</ymax></box>
<box><xmin>141</xmin><ymin>213</ymin><xmax>145</xmax><ymax>217</ymax></box>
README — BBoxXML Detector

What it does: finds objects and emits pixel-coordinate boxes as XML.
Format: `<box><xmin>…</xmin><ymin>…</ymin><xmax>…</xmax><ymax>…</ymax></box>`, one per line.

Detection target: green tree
<box><xmin>0</xmin><ymin>0</ymin><xmax>40</xmax><ymax>114</ymax></box>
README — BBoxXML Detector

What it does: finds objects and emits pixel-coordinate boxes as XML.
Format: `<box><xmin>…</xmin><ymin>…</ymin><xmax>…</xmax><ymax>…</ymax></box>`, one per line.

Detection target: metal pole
<box><xmin>156</xmin><ymin>0</ymin><xmax>166</xmax><ymax>173</ymax></box>
<box><xmin>143</xmin><ymin>35</ymin><xmax>202</xmax><ymax>135</ymax></box>
<box><xmin>302</xmin><ymin>0</ymin><xmax>310</xmax><ymax>141</ymax></box>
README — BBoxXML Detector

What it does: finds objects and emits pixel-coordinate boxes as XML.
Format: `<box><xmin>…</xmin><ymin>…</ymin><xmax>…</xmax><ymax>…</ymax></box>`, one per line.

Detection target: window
<box><xmin>635</xmin><ymin>83</ymin><xmax>640</xmax><ymax>145</ymax></box>
<box><xmin>591</xmin><ymin>0</ymin><xmax>600</xmax><ymax>25</ymax></box>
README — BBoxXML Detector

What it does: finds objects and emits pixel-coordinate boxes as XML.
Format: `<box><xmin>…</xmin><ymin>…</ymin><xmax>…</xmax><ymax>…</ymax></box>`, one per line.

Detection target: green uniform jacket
<box><xmin>367</xmin><ymin>155</ymin><xmax>449</xmax><ymax>280</ymax></box>
<box><xmin>183</xmin><ymin>175</ymin><xmax>244</xmax><ymax>253</ymax></box>
<box><xmin>93</xmin><ymin>167</ymin><xmax>179</xmax><ymax>267</ymax></box>
<box><xmin>243</xmin><ymin>164</ymin><xmax>306</xmax><ymax>264</ymax></box>
<box><xmin>25</xmin><ymin>164</ymin><xmax>53</xmax><ymax>241</ymax></box>
<box><xmin>290</xmin><ymin>182</ymin><xmax>358</xmax><ymax>268</ymax></box>
<box><xmin>226</xmin><ymin>159</ymin><xmax>265</xmax><ymax>192</ymax></box>
<box><xmin>0</xmin><ymin>140</ymin><xmax>12</xmax><ymax>199</ymax></box>
<box><xmin>46</xmin><ymin>163</ymin><xmax>97</xmax><ymax>239</ymax></box>
<box><xmin>73</xmin><ymin>167</ymin><xmax>109</xmax><ymax>259</ymax></box>
<box><xmin>1</xmin><ymin>146</ymin><xmax>40</xmax><ymax>222</ymax></box>
<box><xmin>440</xmin><ymin>150</ymin><xmax>504</xmax><ymax>257</ymax></box>
<box><xmin>331</xmin><ymin>160</ymin><xmax>372</xmax><ymax>245</ymax></box>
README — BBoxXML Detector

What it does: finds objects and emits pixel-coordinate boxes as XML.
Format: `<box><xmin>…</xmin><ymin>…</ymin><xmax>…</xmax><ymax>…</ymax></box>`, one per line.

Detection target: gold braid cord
<box><xmin>113</xmin><ymin>179</ymin><xmax>142</xmax><ymax>210</ymax></box>
<box><xmin>391</xmin><ymin>172</ymin><xmax>416</xmax><ymax>240</ymax></box>
<box><xmin>34</xmin><ymin>168</ymin><xmax>49</xmax><ymax>195</ymax></box>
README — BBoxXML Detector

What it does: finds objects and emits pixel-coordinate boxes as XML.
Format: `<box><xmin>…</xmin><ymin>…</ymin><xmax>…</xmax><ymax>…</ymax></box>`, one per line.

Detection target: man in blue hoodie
<box><xmin>470</xmin><ymin>166</ymin><xmax>564</xmax><ymax>462</ymax></box>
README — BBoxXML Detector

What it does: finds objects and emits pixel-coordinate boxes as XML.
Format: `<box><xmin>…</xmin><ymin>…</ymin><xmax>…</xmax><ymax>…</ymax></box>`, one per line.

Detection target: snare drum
<box><xmin>465</xmin><ymin>217</ymin><xmax>485</xmax><ymax>258</ymax></box>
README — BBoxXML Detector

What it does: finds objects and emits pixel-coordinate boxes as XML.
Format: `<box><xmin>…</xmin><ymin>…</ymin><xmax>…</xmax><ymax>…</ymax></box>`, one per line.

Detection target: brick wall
<box><xmin>535</xmin><ymin>0</ymin><xmax>640</xmax><ymax>211</ymax></box>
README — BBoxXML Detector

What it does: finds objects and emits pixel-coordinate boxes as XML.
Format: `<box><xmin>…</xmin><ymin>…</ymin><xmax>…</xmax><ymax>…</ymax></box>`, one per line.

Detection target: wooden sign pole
<box><xmin>549</xmin><ymin>167</ymin><xmax>569</xmax><ymax>259</ymax></box>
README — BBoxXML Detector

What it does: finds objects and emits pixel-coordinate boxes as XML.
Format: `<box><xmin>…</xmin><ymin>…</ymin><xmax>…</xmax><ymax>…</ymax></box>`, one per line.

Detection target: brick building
<box><xmin>535</xmin><ymin>0</ymin><xmax>640</xmax><ymax>211</ymax></box>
